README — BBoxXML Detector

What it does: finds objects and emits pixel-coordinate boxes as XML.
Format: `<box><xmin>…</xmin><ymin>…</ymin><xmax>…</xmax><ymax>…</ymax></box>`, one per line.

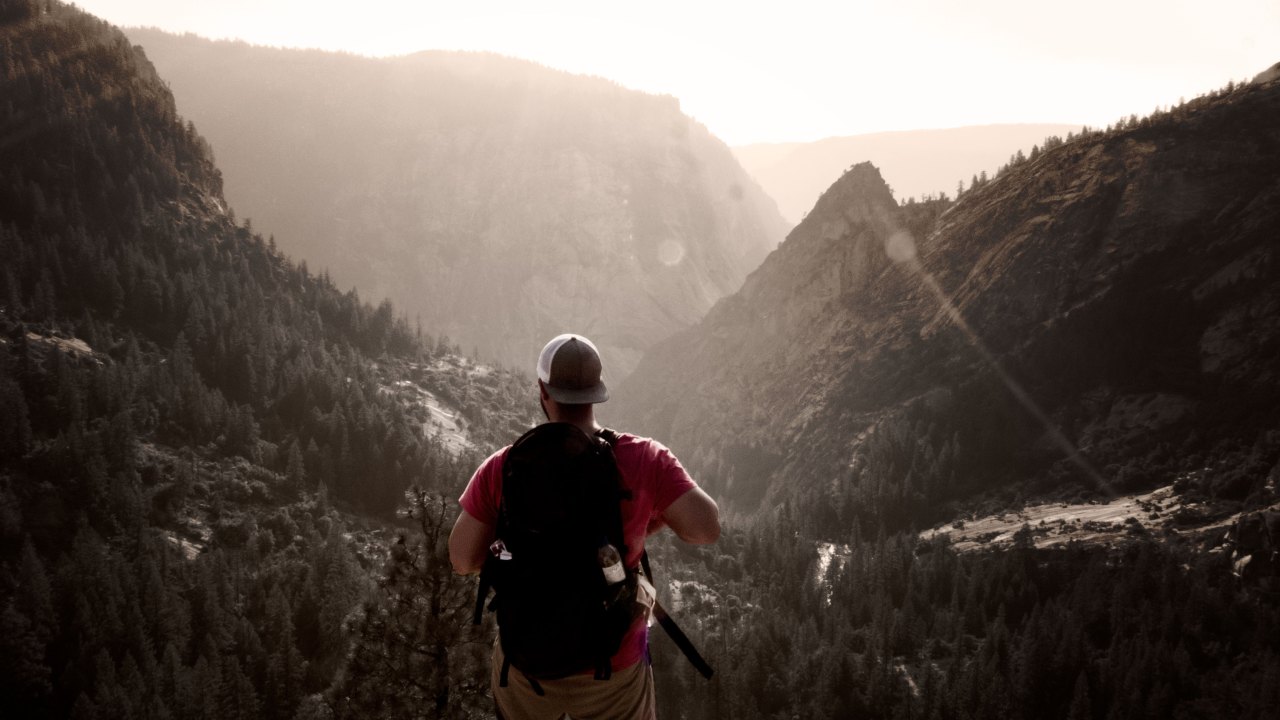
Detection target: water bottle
<box><xmin>598</xmin><ymin>539</ymin><xmax>625</xmax><ymax>585</ymax></box>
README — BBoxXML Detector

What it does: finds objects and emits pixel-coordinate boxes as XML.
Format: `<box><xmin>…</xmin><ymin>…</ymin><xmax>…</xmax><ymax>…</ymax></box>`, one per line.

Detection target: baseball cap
<box><xmin>537</xmin><ymin>334</ymin><xmax>609</xmax><ymax>404</ymax></box>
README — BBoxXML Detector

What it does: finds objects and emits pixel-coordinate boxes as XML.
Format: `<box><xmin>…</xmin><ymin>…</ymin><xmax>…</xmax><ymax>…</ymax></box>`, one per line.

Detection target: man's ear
<box><xmin>538</xmin><ymin>380</ymin><xmax>551</xmax><ymax>403</ymax></box>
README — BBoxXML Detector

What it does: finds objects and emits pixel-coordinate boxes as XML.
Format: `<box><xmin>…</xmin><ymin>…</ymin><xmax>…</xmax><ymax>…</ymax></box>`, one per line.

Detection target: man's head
<box><xmin>536</xmin><ymin>333</ymin><xmax>609</xmax><ymax>406</ymax></box>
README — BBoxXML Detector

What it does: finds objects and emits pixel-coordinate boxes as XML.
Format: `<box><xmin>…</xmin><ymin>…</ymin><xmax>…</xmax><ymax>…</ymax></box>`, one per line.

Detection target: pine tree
<box><xmin>0</xmin><ymin>600</ymin><xmax>53</xmax><ymax>716</ymax></box>
<box><xmin>0</xmin><ymin>377</ymin><xmax>32</xmax><ymax>458</ymax></box>
<box><xmin>219</xmin><ymin>656</ymin><xmax>260</xmax><ymax>720</ymax></box>
<box><xmin>261</xmin><ymin>587</ymin><xmax>305</xmax><ymax>720</ymax></box>
<box><xmin>1067</xmin><ymin>670</ymin><xmax>1092</xmax><ymax>720</ymax></box>
<box><xmin>331</xmin><ymin>489</ymin><xmax>488</xmax><ymax>718</ymax></box>
<box><xmin>285</xmin><ymin>439</ymin><xmax>306</xmax><ymax>495</ymax></box>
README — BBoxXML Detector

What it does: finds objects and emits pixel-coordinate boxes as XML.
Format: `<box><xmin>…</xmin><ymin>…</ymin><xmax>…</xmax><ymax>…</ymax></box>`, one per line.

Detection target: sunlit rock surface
<box><xmin>127</xmin><ymin>31</ymin><xmax>789</xmax><ymax>378</ymax></box>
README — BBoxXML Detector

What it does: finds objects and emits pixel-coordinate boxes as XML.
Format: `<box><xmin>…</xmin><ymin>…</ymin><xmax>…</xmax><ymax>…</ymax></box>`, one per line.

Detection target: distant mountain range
<box><xmin>734</xmin><ymin>124</ymin><xmax>1081</xmax><ymax>224</ymax></box>
<box><xmin>620</xmin><ymin>76</ymin><xmax>1280</xmax><ymax>531</ymax></box>
<box><xmin>124</xmin><ymin>29</ymin><xmax>789</xmax><ymax>377</ymax></box>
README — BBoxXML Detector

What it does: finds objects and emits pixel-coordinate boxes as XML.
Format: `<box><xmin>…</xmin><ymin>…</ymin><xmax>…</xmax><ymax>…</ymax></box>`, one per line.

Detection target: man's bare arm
<box><xmin>660</xmin><ymin>487</ymin><xmax>720</xmax><ymax>544</ymax></box>
<box><xmin>449</xmin><ymin>510</ymin><xmax>493</xmax><ymax>575</ymax></box>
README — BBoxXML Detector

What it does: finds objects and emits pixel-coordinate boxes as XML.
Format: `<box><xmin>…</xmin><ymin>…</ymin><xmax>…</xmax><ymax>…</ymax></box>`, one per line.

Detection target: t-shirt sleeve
<box><xmin>649</xmin><ymin>440</ymin><xmax>698</xmax><ymax>514</ymax></box>
<box><xmin>458</xmin><ymin>447</ymin><xmax>506</xmax><ymax>525</ymax></box>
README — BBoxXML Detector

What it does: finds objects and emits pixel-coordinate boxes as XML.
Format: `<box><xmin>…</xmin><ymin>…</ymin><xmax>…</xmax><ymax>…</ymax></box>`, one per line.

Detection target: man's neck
<box><xmin>559</xmin><ymin>416</ymin><xmax>600</xmax><ymax>437</ymax></box>
<box><xmin>547</xmin><ymin>405</ymin><xmax>599</xmax><ymax>437</ymax></box>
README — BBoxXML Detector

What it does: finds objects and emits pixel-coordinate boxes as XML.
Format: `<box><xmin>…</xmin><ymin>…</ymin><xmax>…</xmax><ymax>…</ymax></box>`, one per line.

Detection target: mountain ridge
<box><xmin>734</xmin><ymin>123</ymin><xmax>1082</xmax><ymax>224</ymax></box>
<box><xmin>123</xmin><ymin>29</ymin><xmax>789</xmax><ymax>378</ymax></box>
<box><xmin>619</xmin><ymin>76</ymin><xmax>1280</xmax><ymax>528</ymax></box>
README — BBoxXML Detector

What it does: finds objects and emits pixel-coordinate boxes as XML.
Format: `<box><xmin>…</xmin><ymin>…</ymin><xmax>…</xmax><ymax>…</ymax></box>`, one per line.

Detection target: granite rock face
<box><xmin>129</xmin><ymin>32</ymin><xmax>788</xmax><ymax>377</ymax></box>
<box><xmin>618</xmin><ymin>80</ymin><xmax>1280</xmax><ymax>514</ymax></box>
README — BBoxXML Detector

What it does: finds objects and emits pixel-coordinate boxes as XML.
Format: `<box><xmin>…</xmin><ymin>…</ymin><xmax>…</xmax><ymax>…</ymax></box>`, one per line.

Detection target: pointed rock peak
<box><xmin>841</xmin><ymin>160</ymin><xmax>887</xmax><ymax>184</ymax></box>
<box><xmin>805</xmin><ymin>161</ymin><xmax>897</xmax><ymax>226</ymax></box>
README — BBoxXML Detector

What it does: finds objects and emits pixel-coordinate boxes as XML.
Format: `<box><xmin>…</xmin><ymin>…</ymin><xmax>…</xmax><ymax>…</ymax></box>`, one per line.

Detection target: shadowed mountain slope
<box><xmin>123</xmin><ymin>30</ymin><xmax>789</xmax><ymax>377</ymax></box>
<box><xmin>618</xmin><ymin>76</ymin><xmax>1280</xmax><ymax>529</ymax></box>
<box><xmin>0</xmin><ymin>4</ymin><xmax>532</xmax><ymax>715</ymax></box>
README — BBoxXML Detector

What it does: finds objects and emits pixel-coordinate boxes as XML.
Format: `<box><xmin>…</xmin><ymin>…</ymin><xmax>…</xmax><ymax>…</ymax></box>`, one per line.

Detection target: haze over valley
<box><xmin>126</xmin><ymin>29</ymin><xmax>789</xmax><ymax>378</ymax></box>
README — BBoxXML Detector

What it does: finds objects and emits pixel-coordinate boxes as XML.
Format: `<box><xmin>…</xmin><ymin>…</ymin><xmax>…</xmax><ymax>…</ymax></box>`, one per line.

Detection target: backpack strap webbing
<box><xmin>527</xmin><ymin>675</ymin><xmax>545</xmax><ymax>697</ymax></box>
<box><xmin>653</xmin><ymin>599</ymin><xmax>715</xmax><ymax>680</ymax></box>
<box><xmin>498</xmin><ymin>657</ymin><xmax>545</xmax><ymax>696</ymax></box>
<box><xmin>472</xmin><ymin>573</ymin><xmax>490</xmax><ymax>626</ymax></box>
<box><xmin>641</xmin><ymin>551</ymin><xmax>715</xmax><ymax>680</ymax></box>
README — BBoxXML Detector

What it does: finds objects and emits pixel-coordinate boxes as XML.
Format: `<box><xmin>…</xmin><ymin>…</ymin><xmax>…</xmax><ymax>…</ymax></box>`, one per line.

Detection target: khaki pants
<box><xmin>491</xmin><ymin>641</ymin><xmax>656</xmax><ymax>720</ymax></box>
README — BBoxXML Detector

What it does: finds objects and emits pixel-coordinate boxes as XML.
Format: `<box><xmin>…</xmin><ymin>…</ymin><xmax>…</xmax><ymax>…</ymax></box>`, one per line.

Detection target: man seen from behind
<box><xmin>449</xmin><ymin>333</ymin><xmax>720</xmax><ymax>720</ymax></box>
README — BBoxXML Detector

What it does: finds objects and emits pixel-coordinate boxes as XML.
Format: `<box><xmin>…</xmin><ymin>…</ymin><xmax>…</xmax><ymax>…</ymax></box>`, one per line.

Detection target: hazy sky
<box><xmin>77</xmin><ymin>0</ymin><xmax>1279</xmax><ymax>145</ymax></box>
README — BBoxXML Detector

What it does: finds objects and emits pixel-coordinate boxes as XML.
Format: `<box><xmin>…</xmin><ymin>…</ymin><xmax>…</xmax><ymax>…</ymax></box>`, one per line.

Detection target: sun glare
<box><xmin>73</xmin><ymin>0</ymin><xmax>1280</xmax><ymax>144</ymax></box>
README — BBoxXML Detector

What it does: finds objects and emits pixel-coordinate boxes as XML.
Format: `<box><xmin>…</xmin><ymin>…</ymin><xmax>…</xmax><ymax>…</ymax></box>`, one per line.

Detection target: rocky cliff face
<box><xmin>124</xmin><ymin>31</ymin><xmax>788</xmax><ymax>378</ymax></box>
<box><xmin>617</xmin><ymin>78</ymin><xmax>1280</xmax><ymax>521</ymax></box>
<box><xmin>614</xmin><ymin>162</ymin><xmax>929</xmax><ymax>506</ymax></box>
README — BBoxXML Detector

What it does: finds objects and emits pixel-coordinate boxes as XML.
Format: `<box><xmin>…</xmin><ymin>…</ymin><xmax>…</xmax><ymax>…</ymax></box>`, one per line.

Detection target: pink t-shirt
<box><xmin>459</xmin><ymin>431</ymin><xmax>697</xmax><ymax>670</ymax></box>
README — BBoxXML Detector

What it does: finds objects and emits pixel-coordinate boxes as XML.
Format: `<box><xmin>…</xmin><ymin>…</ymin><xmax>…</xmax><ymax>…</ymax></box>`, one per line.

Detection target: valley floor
<box><xmin>919</xmin><ymin>484</ymin><xmax>1275</xmax><ymax>553</ymax></box>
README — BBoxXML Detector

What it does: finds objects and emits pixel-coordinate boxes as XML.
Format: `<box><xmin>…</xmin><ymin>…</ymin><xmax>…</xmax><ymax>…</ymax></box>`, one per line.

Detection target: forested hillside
<box><xmin>455</xmin><ymin>68</ymin><xmax>1280</xmax><ymax>720</ymax></box>
<box><xmin>623</xmin><ymin>70</ymin><xmax>1280</xmax><ymax>719</ymax></box>
<box><xmin>0</xmin><ymin>2</ymin><xmax>528</xmax><ymax>717</ymax></box>
<box><xmin>622</xmin><ymin>76</ymin><xmax>1280</xmax><ymax>528</ymax></box>
<box><xmin>123</xmin><ymin>29</ymin><xmax>790</xmax><ymax>378</ymax></box>
<box><xmin>645</xmin><ymin>512</ymin><xmax>1280</xmax><ymax>720</ymax></box>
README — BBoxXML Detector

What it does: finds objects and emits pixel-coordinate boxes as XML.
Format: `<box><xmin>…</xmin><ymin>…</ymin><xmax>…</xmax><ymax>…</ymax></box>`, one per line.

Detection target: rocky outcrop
<box><xmin>1230</xmin><ymin>509</ymin><xmax>1280</xmax><ymax>591</ymax></box>
<box><xmin>616</xmin><ymin>162</ymin><xmax>921</xmax><ymax>505</ymax></box>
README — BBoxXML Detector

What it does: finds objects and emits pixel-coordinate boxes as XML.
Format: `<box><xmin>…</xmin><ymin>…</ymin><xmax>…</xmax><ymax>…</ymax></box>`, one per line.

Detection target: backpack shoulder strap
<box><xmin>594</xmin><ymin>428</ymin><xmax>631</xmax><ymax>501</ymax></box>
<box><xmin>596</xmin><ymin>427</ymin><xmax>620</xmax><ymax>446</ymax></box>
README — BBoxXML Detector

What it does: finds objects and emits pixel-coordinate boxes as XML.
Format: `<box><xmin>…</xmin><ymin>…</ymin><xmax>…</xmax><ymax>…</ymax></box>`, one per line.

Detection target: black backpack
<box><xmin>473</xmin><ymin>423</ymin><xmax>642</xmax><ymax>683</ymax></box>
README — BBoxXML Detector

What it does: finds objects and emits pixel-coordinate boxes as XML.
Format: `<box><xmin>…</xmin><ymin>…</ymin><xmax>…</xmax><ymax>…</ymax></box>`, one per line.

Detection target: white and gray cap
<box><xmin>536</xmin><ymin>333</ymin><xmax>609</xmax><ymax>404</ymax></box>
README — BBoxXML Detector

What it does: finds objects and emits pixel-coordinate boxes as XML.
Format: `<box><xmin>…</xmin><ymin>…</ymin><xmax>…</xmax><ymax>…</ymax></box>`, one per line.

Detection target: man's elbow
<box><xmin>449</xmin><ymin>554</ymin><xmax>470</xmax><ymax>575</ymax></box>
<box><xmin>448</xmin><ymin>511</ymin><xmax>492</xmax><ymax>575</ymax></box>
<box><xmin>682</xmin><ymin>522</ymin><xmax>721</xmax><ymax>545</ymax></box>
<box><xmin>449</xmin><ymin>545</ymin><xmax>484</xmax><ymax>575</ymax></box>
<box><xmin>678</xmin><ymin>508</ymin><xmax>721</xmax><ymax>545</ymax></box>
<box><xmin>452</xmin><ymin>560</ymin><xmax>482</xmax><ymax>576</ymax></box>
<box><xmin>667</xmin><ymin>488</ymin><xmax>721</xmax><ymax>544</ymax></box>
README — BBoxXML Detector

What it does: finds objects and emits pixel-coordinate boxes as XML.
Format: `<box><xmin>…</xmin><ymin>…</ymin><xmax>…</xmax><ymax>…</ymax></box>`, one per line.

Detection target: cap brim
<box><xmin>545</xmin><ymin>382</ymin><xmax>609</xmax><ymax>404</ymax></box>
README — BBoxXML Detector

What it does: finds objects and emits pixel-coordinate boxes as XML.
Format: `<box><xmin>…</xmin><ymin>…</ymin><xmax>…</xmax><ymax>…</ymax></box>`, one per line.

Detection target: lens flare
<box><xmin>657</xmin><ymin>239</ymin><xmax>685</xmax><ymax>267</ymax></box>
<box><xmin>887</xmin><ymin>229</ymin><xmax>1114</xmax><ymax>497</ymax></box>
<box><xmin>885</xmin><ymin>230</ymin><xmax>917</xmax><ymax>263</ymax></box>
